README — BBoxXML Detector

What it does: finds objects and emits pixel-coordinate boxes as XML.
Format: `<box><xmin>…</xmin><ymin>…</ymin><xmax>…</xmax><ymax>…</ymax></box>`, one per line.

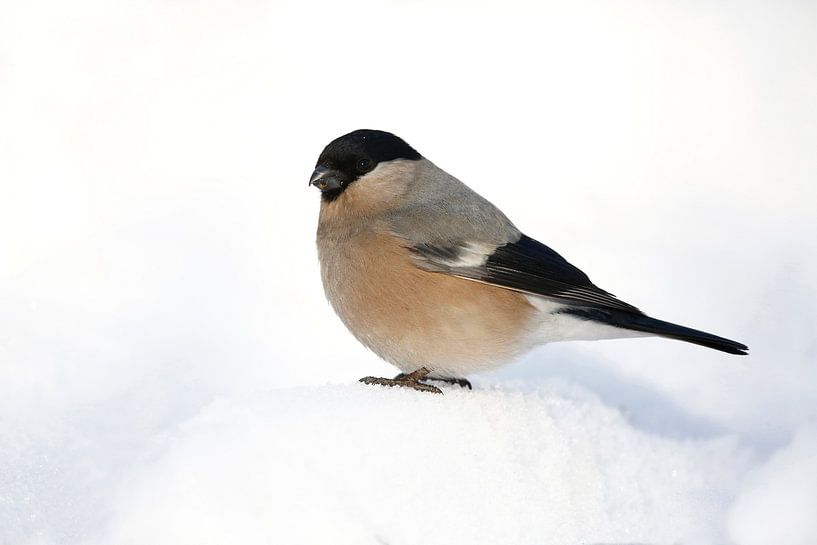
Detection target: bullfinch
<box><xmin>310</xmin><ymin>129</ymin><xmax>747</xmax><ymax>393</ymax></box>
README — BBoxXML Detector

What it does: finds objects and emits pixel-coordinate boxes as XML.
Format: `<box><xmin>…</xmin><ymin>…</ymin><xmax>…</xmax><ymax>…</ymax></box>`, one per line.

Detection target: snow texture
<box><xmin>1</xmin><ymin>0</ymin><xmax>816</xmax><ymax>544</ymax></box>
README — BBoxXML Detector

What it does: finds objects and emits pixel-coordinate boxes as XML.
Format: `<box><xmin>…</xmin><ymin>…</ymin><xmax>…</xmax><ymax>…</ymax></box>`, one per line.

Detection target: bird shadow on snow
<box><xmin>480</xmin><ymin>344</ymin><xmax>729</xmax><ymax>441</ymax></box>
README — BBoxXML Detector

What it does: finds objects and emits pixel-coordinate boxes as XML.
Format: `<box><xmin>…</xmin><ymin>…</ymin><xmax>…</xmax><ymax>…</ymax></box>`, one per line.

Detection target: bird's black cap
<box><xmin>319</xmin><ymin>129</ymin><xmax>421</xmax><ymax>166</ymax></box>
<box><xmin>311</xmin><ymin>130</ymin><xmax>422</xmax><ymax>202</ymax></box>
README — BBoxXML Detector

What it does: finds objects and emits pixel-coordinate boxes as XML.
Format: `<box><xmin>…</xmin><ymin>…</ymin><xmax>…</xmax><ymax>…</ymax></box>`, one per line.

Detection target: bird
<box><xmin>310</xmin><ymin>129</ymin><xmax>748</xmax><ymax>394</ymax></box>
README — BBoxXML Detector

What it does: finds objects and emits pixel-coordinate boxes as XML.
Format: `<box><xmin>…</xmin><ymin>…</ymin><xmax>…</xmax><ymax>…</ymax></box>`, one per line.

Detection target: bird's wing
<box><xmin>385</xmin><ymin>160</ymin><xmax>640</xmax><ymax>313</ymax></box>
<box><xmin>407</xmin><ymin>233</ymin><xmax>642</xmax><ymax>313</ymax></box>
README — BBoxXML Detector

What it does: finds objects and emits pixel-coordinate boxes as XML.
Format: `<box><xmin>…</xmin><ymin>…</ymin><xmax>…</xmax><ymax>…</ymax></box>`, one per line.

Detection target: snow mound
<box><xmin>728</xmin><ymin>428</ymin><xmax>817</xmax><ymax>545</ymax></box>
<box><xmin>95</xmin><ymin>384</ymin><xmax>749</xmax><ymax>545</ymax></box>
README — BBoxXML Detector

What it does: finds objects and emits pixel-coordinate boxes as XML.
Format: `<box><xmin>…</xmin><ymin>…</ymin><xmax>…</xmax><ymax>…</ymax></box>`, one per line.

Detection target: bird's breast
<box><xmin>316</xmin><ymin>223</ymin><xmax>537</xmax><ymax>375</ymax></box>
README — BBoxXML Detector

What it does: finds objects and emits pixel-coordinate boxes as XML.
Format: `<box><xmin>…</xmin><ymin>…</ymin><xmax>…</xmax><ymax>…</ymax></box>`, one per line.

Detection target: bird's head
<box><xmin>309</xmin><ymin>129</ymin><xmax>422</xmax><ymax>203</ymax></box>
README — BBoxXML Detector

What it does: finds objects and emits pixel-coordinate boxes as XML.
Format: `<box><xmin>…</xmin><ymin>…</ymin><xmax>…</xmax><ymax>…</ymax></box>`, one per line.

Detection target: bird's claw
<box><xmin>394</xmin><ymin>371</ymin><xmax>472</xmax><ymax>390</ymax></box>
<box><xmin>359</xmin><ymin>366</ymin><xmax>443</xmax><ymax>394</ymax></box>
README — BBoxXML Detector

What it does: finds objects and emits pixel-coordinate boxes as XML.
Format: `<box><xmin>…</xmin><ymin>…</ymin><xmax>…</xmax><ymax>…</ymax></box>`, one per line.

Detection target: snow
<box><xmin>97</xmin><ymin>386</ymin><xmax>751</xmax><ymax>545</ymax></box>
<box><xmin>2</xmin><ymin>0</ymin><xmax>817</xmax><ymax>544</ymax></box>
<box><xmin>728</xmin><ymin>429</ymin><xmax>817</xmax><ymax>545</ymax></box>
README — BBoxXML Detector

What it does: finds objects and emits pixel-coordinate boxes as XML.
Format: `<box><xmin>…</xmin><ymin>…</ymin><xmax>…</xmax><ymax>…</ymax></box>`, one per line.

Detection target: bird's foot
<box><xmin>359</xmin><ymin>367</ymin><xmax>442</xmax><ymax>394</ymax></box>
<box><xmin>394</xmin><ymin>372</ymin><xmax>472</xmax><ymax>390</ymax></box>
<box><xmin>429</xmin><ymin>376</ymin><xmax>472</xmax><ymax>389</ymax></box>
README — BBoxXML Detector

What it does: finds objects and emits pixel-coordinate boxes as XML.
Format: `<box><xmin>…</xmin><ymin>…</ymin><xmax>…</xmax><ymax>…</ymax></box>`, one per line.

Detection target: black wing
<box><xmin>411</xmin><ymin>234</ymin><xmax>642</xmax><ymax>313</ymax></box>
<box><xmin>410</xmin><ymin>234</ymin><xmax>750</xmax><ymax>355</ymax></box>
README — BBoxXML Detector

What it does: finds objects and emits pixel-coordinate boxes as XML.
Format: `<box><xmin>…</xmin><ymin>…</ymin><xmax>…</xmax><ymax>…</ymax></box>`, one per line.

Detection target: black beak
<box><xmin>309</xmin><ymin>166</ymin><xmax>343</xmax><ymax>192</ymax></box>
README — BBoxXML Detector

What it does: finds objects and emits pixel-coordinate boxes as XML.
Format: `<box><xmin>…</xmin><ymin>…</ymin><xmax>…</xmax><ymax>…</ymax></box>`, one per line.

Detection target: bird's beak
<box><xmin>309</xmin><ymin>166</ymin><xmax>343</xmax><ymax>192</ymax></box>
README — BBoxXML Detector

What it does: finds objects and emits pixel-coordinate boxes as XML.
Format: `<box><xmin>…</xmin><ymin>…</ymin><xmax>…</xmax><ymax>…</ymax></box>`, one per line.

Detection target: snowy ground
<box><xmin>2</xmin><ymin>1</ymin><xmax>816</xmax><ymax>544</ymax></box>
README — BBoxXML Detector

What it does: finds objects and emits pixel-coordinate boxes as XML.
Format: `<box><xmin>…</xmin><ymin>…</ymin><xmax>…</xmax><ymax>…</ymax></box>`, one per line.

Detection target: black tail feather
<box><xmin>562</xmin><ymin>308</ymin><xmax>749</xmax><ymax>355</ymax></box>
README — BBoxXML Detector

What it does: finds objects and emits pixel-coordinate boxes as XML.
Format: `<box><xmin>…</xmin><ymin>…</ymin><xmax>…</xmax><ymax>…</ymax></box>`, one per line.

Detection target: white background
<box><xmin>1</xmin><ymin>1</ymin><xmax>815</xmax><ymax>544</ymax></box>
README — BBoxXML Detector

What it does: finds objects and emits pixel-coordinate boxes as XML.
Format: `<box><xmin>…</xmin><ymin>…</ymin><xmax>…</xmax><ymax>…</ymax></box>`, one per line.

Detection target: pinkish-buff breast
<box><xmin>318</xmin><ymin>226</ymin><xmax>536</xmax><ymax>376</ymax></box>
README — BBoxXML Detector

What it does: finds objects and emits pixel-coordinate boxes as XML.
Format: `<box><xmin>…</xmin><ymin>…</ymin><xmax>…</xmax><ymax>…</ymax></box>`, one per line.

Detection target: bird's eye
<box><xmin>356</xmin><ymin>158</ymin><xmax>372</xmax><ymax>172</ymax></box>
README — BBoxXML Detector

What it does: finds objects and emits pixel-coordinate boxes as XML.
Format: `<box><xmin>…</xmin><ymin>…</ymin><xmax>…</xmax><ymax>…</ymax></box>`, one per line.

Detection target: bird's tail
<box><xmin>563</xmin><ymin>308</ymin><xmax>749</xmax><ymax>355</ymax></box>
